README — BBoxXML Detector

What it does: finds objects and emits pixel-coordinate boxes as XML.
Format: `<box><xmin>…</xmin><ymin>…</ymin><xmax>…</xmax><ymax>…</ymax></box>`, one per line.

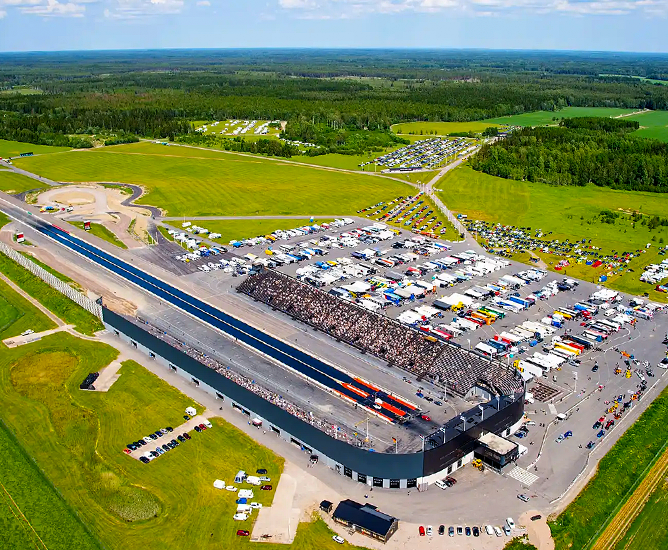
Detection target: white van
<box><xmin>238</xmin><ymin>489</ymin><xmax>254</xmax><ymax>499</ymax></box>
<box><xmin>485</xmin><ymin>525</ymin><xmax>494</xmax><ymax>536</ymax></box>
<box><xmin>233</xmin><ymin>513</ymin><xmax>248</xmax><ymax>521</ymax></box>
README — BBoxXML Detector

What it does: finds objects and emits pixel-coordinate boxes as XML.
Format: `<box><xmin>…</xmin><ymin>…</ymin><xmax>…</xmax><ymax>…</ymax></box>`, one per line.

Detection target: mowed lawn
<box><xmin>627</xmin><ymin>110</ymin><xmax>668</xmax><ymax>142</ymax></box>
<box><xmin>0</xmin><ymin>334</ymin><xmax>367</xmax><ymax>550</ymax></box>
<box><xmin>0</xmin><ymin>277</ymin><xmax>56</xmax><ymax>339</ymax></box>
<box><xmin>391</xmin><ymin>121</ymin><xmax>498</xmax><ymax>135</ymax></box>
<box><xmin>70</xmin><ymin>221</ymin><xmax>128</xmax><ymax>249</ymax></box>
<box><xmin>615</xmin><ymin>480</ymin><xmax>668</xmax><ymax>550</ymax></box>
<box><xmin>438</xmin><ymin>165</ymin><xmax>668</xmax><ymax>299</ymax></box>
<box><xmin>484</xmin><ymin>107</ymin><xmax>639</xmax><ymax>127</ymax></box>
<box><xmin>0</xmin><ymin>171</ymin><xmax>44</xmax><ymax>193</ymax></box>
<box><xmin>13</xmin><ymin>142</ymin><xmax>411</xmax><ymax>217</ymax></box>
<box><xmin>0</xmin><ymin>139</ymin><xmax>70</xmax><ymax>158</ymax></box>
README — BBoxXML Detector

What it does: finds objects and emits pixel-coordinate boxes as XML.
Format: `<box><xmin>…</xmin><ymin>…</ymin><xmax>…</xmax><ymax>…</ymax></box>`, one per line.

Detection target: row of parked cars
<box><xmin>123</xmin><ymin>420</ymin><xmax>212</xmax><ymax>463</ymax></box>
<box><xmin>419</xmin><ymin>517</ymin><xmax>519</xmax><ymax>538</ymax></box>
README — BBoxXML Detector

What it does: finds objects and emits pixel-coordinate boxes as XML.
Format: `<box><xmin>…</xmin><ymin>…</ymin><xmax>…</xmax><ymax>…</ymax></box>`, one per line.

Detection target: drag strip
<box><xmin>0</xmin><ymin>200</ymin><xmax>416</xmax><ymax>421</ymax></box>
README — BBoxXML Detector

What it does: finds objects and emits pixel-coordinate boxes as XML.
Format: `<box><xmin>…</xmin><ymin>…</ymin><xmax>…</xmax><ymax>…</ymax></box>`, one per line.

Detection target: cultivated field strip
<box><xmin>590</xmin><ymin>444</ymin><xmax>668</xmax><ymax>550</ymax></box>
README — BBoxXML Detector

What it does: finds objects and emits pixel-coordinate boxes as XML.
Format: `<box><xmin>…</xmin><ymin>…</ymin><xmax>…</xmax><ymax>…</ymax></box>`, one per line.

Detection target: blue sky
<box><xmin>0</xmin><ymin>0</ymin><xmax>666</xmax><ymax>53</ymax></box>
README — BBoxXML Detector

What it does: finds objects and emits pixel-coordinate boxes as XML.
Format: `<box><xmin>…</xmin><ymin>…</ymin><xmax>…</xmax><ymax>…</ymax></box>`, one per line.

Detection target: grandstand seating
<box><xmin>238</xmin><ymin>269</ymin><xmax>523</xmax><ymax>397</ymax></box>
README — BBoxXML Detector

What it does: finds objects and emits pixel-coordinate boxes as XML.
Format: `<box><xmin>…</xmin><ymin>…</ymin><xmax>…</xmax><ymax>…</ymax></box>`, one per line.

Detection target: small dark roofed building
<box><xmin>319</xmin><ymin>500</ymin><xmax>333</xmax><ymax>514</ymax></box>
<box><xmin>332</xmin><ymin>499</ymin><xmax>399</xmax><ymax>543</ymax></box>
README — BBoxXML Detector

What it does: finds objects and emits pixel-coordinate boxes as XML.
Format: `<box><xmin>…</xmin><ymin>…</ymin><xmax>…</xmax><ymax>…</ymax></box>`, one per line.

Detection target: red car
<box><xmin>199</xmin><ymin>423</ymin><xmax>207</xmax><ymax>430</ymax></box>
<box><xmin>421</xmin><ymin>415</ymin><xmax>431</xmax><ymax>422</ymax></box>
<box><xmin>236</xmin><ymin>530</ymin><xmax>250</xmax><ymax>537</ymax></box>
<box><xmin>261</xmin><ymin>485</ymin><xmax>272</xmax><ymax>491</ymax></box>
<box><xmin>123</xmin><ymin>448</ymin><xmax>132</xmax><ymax>455</ymax></box>
<box><xmin>419</xmin><ymin>526</ymin><xmax>426</xmax><ymax>536</ymax></box>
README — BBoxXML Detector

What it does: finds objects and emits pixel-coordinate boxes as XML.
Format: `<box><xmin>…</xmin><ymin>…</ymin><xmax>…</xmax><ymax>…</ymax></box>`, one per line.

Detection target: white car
<box><xmin>426</xmin><ymin>525</ymin><xmax>433</xmax><ymax>536</ymax></box>
<box><xmin>204</xmin><ymin>420</ymin><xmax>213</xmax><ymax>429</ymax></box>
<box><xmin>485</xmin><ymin>525</ymin><xmax>494</xmax><ymax>536</ymax></box>
<box><xmin>259</xmin><ymin>476</ymin><xmax>271</xmax><ymax>482</ymax></box>
<box><xmin>493</xmin><ymin>526</ymin><xmax>502</xmax><ymax>537</ymax></box>
<box><xmin>20</xmin><ymin>329</ymin><xmax>34</xmax><ymax>336</ymax></box>
<box><xmin>250</xmin><ymin>502</ymin><xmax>262</xmax><ymax>509</ymax></box>
<box><xmin>332</xmin><ymin>535</ymin><xmax>345</xmax><ymax>544</ymax></box>
<box><xmin>233</xmin><ymin>513</ymin><xmax>248</xmax><ymax>521</ymax></box>
<box><xmin>434</xmin><ymin>479</ymin><xmax>447</xmax><ymax>490</ymax></box>
<box><xmin>225</xmin><ymin>486</ymin><xmax>238</xmax><ymax>492</ymax></box>
<box><xmin>506</xmin><ymin>518</ymin><xmax>516</xmax><ymax>529</ymax></box>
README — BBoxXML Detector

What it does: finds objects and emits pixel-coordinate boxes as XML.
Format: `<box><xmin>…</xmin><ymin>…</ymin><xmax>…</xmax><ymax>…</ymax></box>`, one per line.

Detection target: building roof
<box><xmin>333</xmin><ymin>500</ymin><xmax>397</xmax><ymax>536</ymax></box>
<box><xmin>478</xmin><ymin>431</ymin><xmax>517</xmax><ymax>456</ymax></box>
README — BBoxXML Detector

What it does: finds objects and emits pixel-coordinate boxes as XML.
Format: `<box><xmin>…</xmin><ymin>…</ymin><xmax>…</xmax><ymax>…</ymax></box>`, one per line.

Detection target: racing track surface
<box><xmin>3</xmin><ymin>205</ymin><xmax>417</xmax><ymax>422</ymax></box>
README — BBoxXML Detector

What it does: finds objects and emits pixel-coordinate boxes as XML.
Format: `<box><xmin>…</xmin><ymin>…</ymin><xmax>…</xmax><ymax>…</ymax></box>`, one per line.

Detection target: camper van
<box><xmin>234</xmin><ymin>470</ymin><xmax>247</xmax><ymax>484</ymax></box>
<box><xmin>245</xmin><ymin>476</ymin><xmax>261</xmax><ymax>486</ymax></box>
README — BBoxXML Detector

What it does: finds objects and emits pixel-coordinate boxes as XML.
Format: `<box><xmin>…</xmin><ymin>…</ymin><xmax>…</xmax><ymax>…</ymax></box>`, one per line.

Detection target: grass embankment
<box><xmin>13</xmin><ymin>142</ymin><xmax>411</xmax><ymax>217</ymax></box>
<box><xmin>484</xmin><ymin>107</ymin><xmax>639</xmax><ymax>127</ymax></box>
<box><xmin>438</xmin><ymin>164</ymin><xmax>668</xmax><ymax>300</ymax></box>
<box><xmin>550</xmin><ymin>387</ymin><xmax>668</xmax><ymax>550</ymax></box>
<box><xmin>0</xmin><ymin>253</ymin><xmax>103</xmax><ymax>335</ymax></box>
<box><xmin>0</xmin><ymin>277</ymin><xmax>56</xmax><ymax>339</ymax></box>
<box><xmin>70</xmin><ymin>221</ymin><xmax>128</xmax><ymax>249</ymax></box>
<box><xmin>0</xmin><ymin>171</ymin><xmax>45</xmax><ymax>194</ymax></box>
<box><xmin>0</xmin><ymin>334</ymin><xmax>361</xmax><ymax>550</ymax></box>
<box><xmin>391</xmin><ymin>121</ymin><xmax>499</xmax><ymax>135</ymax></box>
<box><xmin>18</xmin><ymin>251</ymin><xmax>80</xmax><ymax>286</ymax></box>
<box><xmin>0</xmin><ymin>139</ymin><xmax>70</xmax><ymax>158</ymax></box>
<box><xmin>174</xmin><ymin>218</ymin><xmax>336</xmax><ymax>244</ymax></box>
<box><xmin>615</xmin><ymin>480</ymin><xmax>668</xmax><ymax>550</ymax></box>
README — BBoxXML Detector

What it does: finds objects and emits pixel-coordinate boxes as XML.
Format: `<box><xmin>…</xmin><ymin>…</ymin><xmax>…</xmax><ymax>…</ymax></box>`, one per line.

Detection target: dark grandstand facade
<box><xmin>103</xmin><ymin>308</ymin><xmax>525</xmax><ymax>490</ymax></box>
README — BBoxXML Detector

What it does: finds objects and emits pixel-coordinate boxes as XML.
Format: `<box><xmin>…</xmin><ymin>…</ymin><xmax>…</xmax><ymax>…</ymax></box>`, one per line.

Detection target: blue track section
<box><xmin>38</xmin><ymin>225</ymin><xmax>413</xmax><ymax>419</ymax></box>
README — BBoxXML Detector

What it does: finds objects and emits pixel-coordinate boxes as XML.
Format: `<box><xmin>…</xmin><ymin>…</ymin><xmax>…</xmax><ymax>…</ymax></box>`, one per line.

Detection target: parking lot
<box><xmin>361</xmin><ymin>138</ymin><xmax>476</xmax><ymax>171</ymax></box>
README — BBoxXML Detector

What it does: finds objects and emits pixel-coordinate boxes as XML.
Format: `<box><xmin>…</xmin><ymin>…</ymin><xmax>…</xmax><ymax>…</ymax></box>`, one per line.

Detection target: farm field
<box><xmin>626</xmin><ymin>110</ymin><xmax>668</xmax><ymax>142</ymax></box>
<box><xmin>70</xmin><ymin>221</ymin><xmax>128</xmax><ymax>249</ymax></box>
<box><xmin>0</xmin><ymin>139</ymin><xmax>70</xmax><ymax>158</ymax></box>
<box><xmin>437</xmin><ymin>165</ymin><xmax>668</xmax><ymax>301</ymax></box>
<box><xmin>0</xmin><ymin>171</ymin><xmax>44</xmax><ymax>194</ymax></box>
<box><xmin>615</xmin><ymin>480</ymin><xmax>668</xmax><ymax>550</ymax></box>
<box><xmin>549</xmin><ymin>387</ymin><xmax>668</xmax><ymax>550</ymax></box>
<box><xmin>0</xmin><ymin>253</ymin><xmax>104</xmax><ymax>335</ymax></box>
<box><xmin>391</xmin><ymin>121</ymin><xmax>499</xmax><ymax>135</ymax></box>
<box><xmin>173</xmin><ymin>218</ymin><xmax>335</xmax><ymax>244</ymax></box>
<box><xmin>0</xmin><ymin>333</ymin><xmax>365</xmax><ymax>550</ymax></box>
<box><xmin>0</xmin><ymin>420</ymin><xmax>102</xmax><ymax>550</ymax></box>
<box><xmin>0</xmin><ymin>277</ymin><xmax>56</xmax><ymax>339</ymax></box>
<box><xmin>484</xmin><ymin>107</ymin><xmax>639</xmax><ymax>127</ymax></box>
<box><xmin>13</xmin><ymin>142</ymin><xmax>411</xmax><ymax>217</ymax></box>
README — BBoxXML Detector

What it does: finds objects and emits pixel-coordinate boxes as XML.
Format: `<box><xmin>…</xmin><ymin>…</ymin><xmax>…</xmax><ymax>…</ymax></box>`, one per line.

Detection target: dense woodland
<box><xmin>2</xmin><ymin>49</ymin><xmax>668</xmax><ymax>153</ymax></box>
<box><xmin>470</xmin><ymin>118</ymin><xmax>668</xmax><ymax>192</ymax></box>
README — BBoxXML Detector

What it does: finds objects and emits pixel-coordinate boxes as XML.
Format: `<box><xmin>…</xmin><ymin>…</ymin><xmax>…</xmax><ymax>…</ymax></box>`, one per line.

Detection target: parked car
<box><xmin>457</xmin><ymin>526</ymin><xmax>463</xmax><ymax>535</ymax></box>
<box><xmin>493</xmin><ymin>526</ymin><xmax>502</xmax><ymax>537</ymax></box>
<box><xmin>586</xmin><ymin>441</ymin><xmax>595</xmax><ymax>449</ymax></box>
<box><xmin>518</xmin><ymin>494</ymin><xmax>530</xmax><ymax>502</ymax></box>
<box><xmin>597</xmin><ymin>429</ymin><xmax>606</xmax><ymax>438</ymax></box>
<box><xmin>472</xmin><ymin>526</ymin><xmax>480</xmax><ymax>537</ymax></box>
<box><xmin>426</xmin><ymin>525</ymin><xmax>433</xmax><ymax>536</ymax></box>
<box><xmin>261</xmin><ymin>485</ymin><xmax>272</xmax><ymax>491</ymax></box>
<box><xmin>332</xmin><ymin>535</ymin><xmax>344</xmax><ymax>544</ymax></box>
<box><xmin>465</xmin><ymin>526</ymin><xmax>471</xmax><ymax>536</ymax></box>
<box><xmin>256</xmin><ymin>468</ymin><xmax>268</xmax><ymax>474</ymax></box>
<box><xmin>236</xmin><ymin>530</ymin><xmax>249</xmax><ymax>536</ymax></box>
<box><xmin>506</xmin><ymin>518</ymin><xmax>515</xmax><ymax>529</ymax></box>
<box><xmin>531</xmin><ymin>515</ymin><xmax>542</xmax><ymax>521</ymax></box>
<box><xmin>419</xmin><ymin>526</ymin><xmax>425</xmax><ymax>536</ymax></box>
<box><xmin>438</xmin><ymin>525</ymin><xmax>445</xmax><ymax>536</ymax></box>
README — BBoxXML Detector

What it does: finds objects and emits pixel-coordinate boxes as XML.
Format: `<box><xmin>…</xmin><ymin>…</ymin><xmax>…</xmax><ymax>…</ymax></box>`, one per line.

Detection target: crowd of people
<box><xmin>136</xmin><ymin>317</ymin><xmax>368</xmax><ymax>447</ymax></box>
<box><xmin>238</xmin><ymin>269</ymin><xmax>523</xmax><ymax>397</ymax></box>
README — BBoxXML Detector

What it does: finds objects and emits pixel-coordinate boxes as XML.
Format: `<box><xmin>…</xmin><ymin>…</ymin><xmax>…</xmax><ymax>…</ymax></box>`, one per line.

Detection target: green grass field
<box><xmin>70</xmin><ymin>221</ymin><xmax>128</xmax><ymax>249</ymax></box>
<box><xmin>626</xmin><ymin>110</ymin><xmax>668</xmax><ymax>142</ymax></box>
<box><xmin>294</xmin><ymin>152</ymin><xmax>388</xmax><ymax>171</ymax></box>
<box><xmin>0</xmin><ymin>277</ymin><xmax>56</xmax><ymax>339</ymax></box>
<box><xmin>0</xmin><ymin>420</ymin><xmax>102</xmax><ymax>550</ymax></box>
<box><xmin>0</xmin><ymin>253</ymin><xmax>103</xmax><ymax>335</ymax></box>
<box><xmin>550</xmin><ymin>387</ymin><xmax>668</xmax><ymax>550</ymax></box>
<box><xmin>173</xmin><ymin>218</ymin><xmax>335</xmax><ymax>244</ymax></box>
<box><xmin>0</xmin><ymin>139</ymin><xmax>70</xmax><ymax>158</ymax></box>
<box><xmin>437</xmin><ymin>164</ymin><xmax>668</xmax><ymax>299</ymax></box>
<box><xmin>192</xmin><ymin>120</ymin><xmax>282</xmax><ymax>137</ymax></box>
<box><xmin>615</xmin><ymin>480</ymin><xmax>668</xmax><ymax>550</ymax></box>
<box><xmin>484</xmin><ymin>107</ymin><xmax>639</xmax><ymax>127</ymax></box>
<box><xmin>14</xmin><ymin>142</ymin><xmax>411</xmax><ymax>217</ymax></box>
<box><xmin>391</xmin><ymin>121</ymin><xmax>498</xmax><ymax>135</ymax></box>
<box><xmin>0</xmin><ymin>171</ymin><xmax>44</xmax><ymax>194</ymax></box>
<box><xmin>0</xmin><ymin>334</ymin><xmax>366</xmax><ymax>550</ymax></box>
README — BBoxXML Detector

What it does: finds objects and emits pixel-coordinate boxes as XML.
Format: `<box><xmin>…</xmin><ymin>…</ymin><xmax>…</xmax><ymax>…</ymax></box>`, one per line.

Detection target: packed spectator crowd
<box><xmin>238</xmin><ymin>269</ymin><xmax>523</xmax><ymax>397</ymax></box>
<box><xmin>136</xmin><ymin>317</ymin><xmax>369</xmax><ymax>447</ymax></box>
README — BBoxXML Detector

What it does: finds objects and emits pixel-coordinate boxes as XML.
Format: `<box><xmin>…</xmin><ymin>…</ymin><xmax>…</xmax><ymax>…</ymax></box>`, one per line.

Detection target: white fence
<box><xmin>0</xmin><ymin>242</ymin><xmax>102</xmax><ymax>320</ymax></box>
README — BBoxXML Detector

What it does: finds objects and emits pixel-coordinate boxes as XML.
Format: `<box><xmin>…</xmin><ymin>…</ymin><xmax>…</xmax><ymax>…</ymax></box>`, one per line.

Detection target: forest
<box><xmin>2</xmin><ymin>49</ymin><xmax>668</xmax><ymax>153</ymax></box>
<box><xmin>470</xmin><ymin>117</ymin><xmax>668</xmax><ymax>192</ymax></box>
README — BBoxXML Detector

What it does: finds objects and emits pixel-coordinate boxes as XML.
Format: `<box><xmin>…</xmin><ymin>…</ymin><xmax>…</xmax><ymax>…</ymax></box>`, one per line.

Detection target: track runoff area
<box><xmin>2</xmin><ymin>203</ymin><xmax>419</xmax><ymax>425</ymax></box>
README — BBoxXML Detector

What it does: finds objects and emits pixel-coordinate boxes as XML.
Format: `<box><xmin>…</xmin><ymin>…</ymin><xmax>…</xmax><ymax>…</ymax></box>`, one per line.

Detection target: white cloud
<box><xmin>0</xmin><ymin>7</ymin><xmax>6</xmax><ymax>15</ymax></box>
<box><xmin>103</xmin><ymin>0</ymin><xmax>187</xmax><ymax>18</ymax></box>
<box><xmin>20</xmin><ymin>0</ymin><xmax>85</xmax><ymax>16</ymax></box>
<box><xmin>275</xmin><ymin>0</ymin><xmax>668</xmax><ymax>17</ymax></box>
<box><xmin>196</xmin><ymin>0</ymin><xmax>209</xmax><ymax>5</ymax></box>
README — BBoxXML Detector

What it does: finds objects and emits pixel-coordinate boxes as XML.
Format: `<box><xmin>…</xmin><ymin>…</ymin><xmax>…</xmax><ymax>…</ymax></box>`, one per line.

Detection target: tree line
<box><xmin>470</xmin><ymin>117</ymin><xmax>668</xmax><ymax>192</ymax></box>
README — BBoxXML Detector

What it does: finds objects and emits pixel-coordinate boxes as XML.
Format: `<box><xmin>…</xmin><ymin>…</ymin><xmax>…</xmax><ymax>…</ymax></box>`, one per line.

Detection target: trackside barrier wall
<box><xmin>0</xmin><ymin>242</ymin><xmax>102</xmax><ymax>319</ymax></box>
<box><xmin>102</xmin><ymin>308</ymin><xmax>524</xmax><ymax>488</ymax></box>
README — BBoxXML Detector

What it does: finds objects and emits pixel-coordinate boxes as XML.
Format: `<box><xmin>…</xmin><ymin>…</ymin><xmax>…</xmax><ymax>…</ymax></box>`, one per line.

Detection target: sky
<box><xmin>0</xmin><ymin>0</ymin><xmax>667</xmax><ymax>53</ymax></box>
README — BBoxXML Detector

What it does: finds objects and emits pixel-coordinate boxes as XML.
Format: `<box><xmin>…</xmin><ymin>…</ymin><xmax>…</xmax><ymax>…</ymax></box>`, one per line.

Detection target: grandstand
<box><xmin>237</xmin><ymin>269</ymin><xmax>523</xmax><ymax>398</ymax></box>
